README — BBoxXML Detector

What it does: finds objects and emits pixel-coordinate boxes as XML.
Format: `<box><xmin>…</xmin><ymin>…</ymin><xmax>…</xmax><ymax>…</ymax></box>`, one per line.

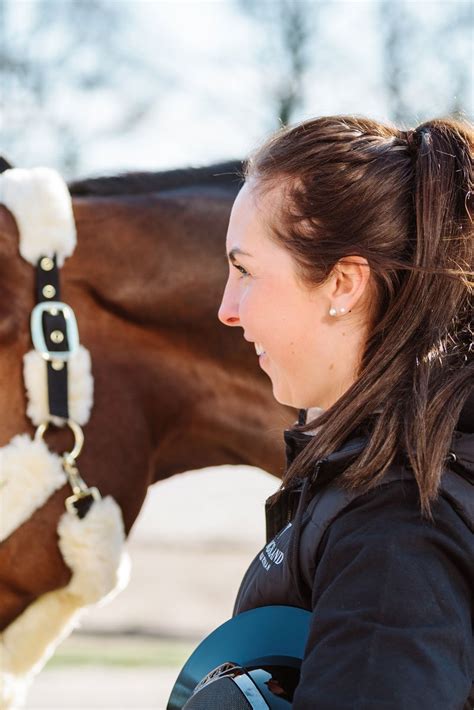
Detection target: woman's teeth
<box><xmin>255</xmin><ymin>343</ymin><xmax>266</xmax><ymax>356</ymax></box>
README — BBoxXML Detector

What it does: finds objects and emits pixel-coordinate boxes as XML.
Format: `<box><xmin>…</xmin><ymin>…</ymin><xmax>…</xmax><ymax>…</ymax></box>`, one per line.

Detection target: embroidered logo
<box><xmin>258</xmin><ymin>522</ymin><xmax>292</xmax><ymax>571</ymax></box>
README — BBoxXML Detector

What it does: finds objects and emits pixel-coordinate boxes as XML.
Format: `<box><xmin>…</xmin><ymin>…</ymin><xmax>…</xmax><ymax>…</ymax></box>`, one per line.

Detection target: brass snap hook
<box><xmin>35</xmin><ymin>419</ymin><xmax>100</xmax><ymax>516</ymax></box>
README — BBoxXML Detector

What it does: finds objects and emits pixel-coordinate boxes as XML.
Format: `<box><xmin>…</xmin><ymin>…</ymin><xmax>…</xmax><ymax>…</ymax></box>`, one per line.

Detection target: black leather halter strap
<box><xmin>1</xmin><ymin>158</ymin><xmax>73</xmax><ymax>421</ymax></box>
<box><xmin>35</xmin><ymin>255</ymin><xmax>70</xmax><ymax>419</ymax></box>
<box><xmin>32</xmin><ymin>259</ymin><xmax>97</xmax><ymax>518</ymax></box>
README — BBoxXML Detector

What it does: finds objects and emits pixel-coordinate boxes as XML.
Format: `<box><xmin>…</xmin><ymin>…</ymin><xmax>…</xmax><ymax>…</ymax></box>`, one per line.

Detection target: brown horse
<box><xmin>0</xmin><ymin>161</ymin><xmax>294</xmax><ymax>632</ymax></box>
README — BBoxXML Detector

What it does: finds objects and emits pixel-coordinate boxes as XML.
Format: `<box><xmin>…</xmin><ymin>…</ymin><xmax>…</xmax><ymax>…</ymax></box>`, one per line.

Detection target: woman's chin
<box><xmin>269</xmin><ymin>380</ymin><xmax>294</xmax><ymax>408</ymax></box>
<box><xmin>262</xmin><ymin>361</ymin><xmax>298</xmax><ymax>408</ymax></box>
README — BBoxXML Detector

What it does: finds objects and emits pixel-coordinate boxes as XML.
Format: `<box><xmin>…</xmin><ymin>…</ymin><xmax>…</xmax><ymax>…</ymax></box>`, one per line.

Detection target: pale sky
<box><xmin>3</xmin><ymin>0</ymin><xmax>471</xmax><ymax>178</ymax></box>
<box><xmin>81</xmin><ymin>0</ymin><xmax>395</xmax><ymax>176</ymax></box>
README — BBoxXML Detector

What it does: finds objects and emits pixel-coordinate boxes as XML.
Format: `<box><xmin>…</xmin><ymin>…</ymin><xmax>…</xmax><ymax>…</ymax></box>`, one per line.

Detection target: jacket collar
<box><xmin>284</xmin><ymin>389</ymin><xmax>474</xmax><ymax>484</ymax></box>
<box><xmin>283</xmin><ymin>425</ymin><xmax>369</xmax><ymax>488</ymax></box>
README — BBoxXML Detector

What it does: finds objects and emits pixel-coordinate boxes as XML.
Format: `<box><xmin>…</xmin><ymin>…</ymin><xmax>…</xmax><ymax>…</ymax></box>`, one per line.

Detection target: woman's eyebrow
<box><xmin>227</xmin><ymin>248</ymin><xmax>253</xmax><ymax>263</ymax></box>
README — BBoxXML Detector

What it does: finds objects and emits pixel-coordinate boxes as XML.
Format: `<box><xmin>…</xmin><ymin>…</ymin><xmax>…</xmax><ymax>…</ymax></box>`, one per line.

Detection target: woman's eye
<box><xmin>232</xmin><ymin>263</ymin><xmax>250</xmax><ymax>278</ymax></box>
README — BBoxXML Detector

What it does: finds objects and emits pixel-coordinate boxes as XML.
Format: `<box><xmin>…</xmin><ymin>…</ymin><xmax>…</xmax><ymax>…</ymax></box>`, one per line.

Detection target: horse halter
<box><xmin>0</xmin><ymin>162</ymin><xmax>99</xmax><ymax>519</ymax></box>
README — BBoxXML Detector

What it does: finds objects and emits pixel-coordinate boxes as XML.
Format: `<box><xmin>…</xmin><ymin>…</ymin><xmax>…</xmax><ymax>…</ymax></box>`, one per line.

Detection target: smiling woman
<box><xmin>210</xmin><ymin>114</ymin><xmax>474</xmax><ymax>709</ymax></box>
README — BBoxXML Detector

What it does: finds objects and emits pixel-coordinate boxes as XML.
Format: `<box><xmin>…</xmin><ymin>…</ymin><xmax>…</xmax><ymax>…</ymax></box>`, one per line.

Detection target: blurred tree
<box><xmin>237</xmin><ymin>0</ymin><xmax>322</xmax><ymax>127</ymax></box>
<box><xmin>440</xmin><ymin>1</ymin><xmax>473</xmax><ymax>118</ymax></box>
<box><xmin>0</xmin><ymin>0</ymin><xmax>159</xmax><ymax>175</ymax></box>
<box><xmin>378</xmin><ymin>0</ymin><xmax>472</xmax><ymax>125</ymax></box>
<box><xmin>378</xmin><ymin>0</ymin><xmax>413</xmax><ymax>126</ymax></box>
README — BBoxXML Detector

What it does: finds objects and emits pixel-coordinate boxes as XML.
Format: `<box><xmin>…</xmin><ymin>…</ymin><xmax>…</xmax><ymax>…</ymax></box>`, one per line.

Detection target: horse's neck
<box><xmin>67</xmin><ymin>193</ymin><xmax>292</xmax><ymax>489</ymax></box>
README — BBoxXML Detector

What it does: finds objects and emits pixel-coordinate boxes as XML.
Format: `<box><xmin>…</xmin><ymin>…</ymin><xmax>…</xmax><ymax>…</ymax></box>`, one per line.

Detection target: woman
<box><xmin>218</xmin><ymin>116</ymin><xmax>473</xmax><ymax>708</ymax></box>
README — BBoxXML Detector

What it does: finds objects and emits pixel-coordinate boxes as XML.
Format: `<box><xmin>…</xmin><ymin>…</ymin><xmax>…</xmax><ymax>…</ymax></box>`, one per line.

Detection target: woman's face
<box><xmin>217</xmin><ymin>181</ymin><xmax>371</xmax><ymax>410</ymax></box>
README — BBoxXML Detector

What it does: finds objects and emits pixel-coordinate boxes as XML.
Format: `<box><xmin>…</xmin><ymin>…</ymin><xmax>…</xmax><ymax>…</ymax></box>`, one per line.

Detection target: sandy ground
<box><xmin>25</xmin><ymin>465</ymin><xmax>279</xmax><ymax>710</ymax></box>
<box><xmin>27</xmin><ymin>666</ymin><xmax>183</xmax><ymax>710</ymax></box>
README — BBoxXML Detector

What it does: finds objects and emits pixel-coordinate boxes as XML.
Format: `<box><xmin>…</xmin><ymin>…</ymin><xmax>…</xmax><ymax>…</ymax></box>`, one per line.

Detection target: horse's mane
<box><xmin>68</xmin><ymin>160</ymin><xmax>245</xmax><ymax>196</ymax></box>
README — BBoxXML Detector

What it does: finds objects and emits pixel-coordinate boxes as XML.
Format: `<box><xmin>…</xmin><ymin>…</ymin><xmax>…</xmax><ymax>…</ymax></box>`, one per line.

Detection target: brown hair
<box><xmin>243</xmin><ymin>115</ymin><xmax>473</xmax><ymax>520</ymax></box>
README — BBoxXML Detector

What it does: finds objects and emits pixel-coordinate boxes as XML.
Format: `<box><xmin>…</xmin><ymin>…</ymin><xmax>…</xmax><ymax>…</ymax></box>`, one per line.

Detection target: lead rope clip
<box><xmin>62</xmin><ymin>455</ymin><xmax>101</xmax><ymax>516</ymax></box>
<box><xmin>35</xmin><ymin>419</ymin><xmax>101</xmax><ymax>516</ymax></box>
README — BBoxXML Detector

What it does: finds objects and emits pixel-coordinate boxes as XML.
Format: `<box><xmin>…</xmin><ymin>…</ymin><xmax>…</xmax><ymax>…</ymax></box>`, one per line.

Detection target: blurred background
<box><xmin>1</xmin><ymin>0</ymin><xmax>472</xmax><ymax>178</ymax></box>
<box><xmin>1</xmin><ymin>0</ymin><xmax>472</xmax><ymax>708</ymax></box>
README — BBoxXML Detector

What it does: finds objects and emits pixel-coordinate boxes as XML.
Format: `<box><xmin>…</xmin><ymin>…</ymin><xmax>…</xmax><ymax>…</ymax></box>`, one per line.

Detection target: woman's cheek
<box><xmin>239</xmin><ymin>287</ymin><xmax>256</xmax><ymax>319</ymax></box>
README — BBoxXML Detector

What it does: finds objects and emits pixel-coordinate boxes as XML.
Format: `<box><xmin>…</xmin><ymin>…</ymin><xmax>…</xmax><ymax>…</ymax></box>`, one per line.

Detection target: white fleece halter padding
<box><xmin>0</xmin><ymin>435</ymin><xmax>66</xmax><ymax>542</ymax></box>
<box><xmin>0</xmin><ymin>167</ymin><xmax>76</xmax><ymax>267</ymax></box>
<box><xmin>57</xmin><ymin>496</ymin><xmax>131</xmax><ymax>606</ymax></box>
<box><xmin>0</xmin><ymin>496</ymin><xmax>130</xmax><ymax>709</ymax></box>
<box><xmin>23</xmin><ymin>346</ymin><xmax>94</xmax><ymax>426</ymax></box>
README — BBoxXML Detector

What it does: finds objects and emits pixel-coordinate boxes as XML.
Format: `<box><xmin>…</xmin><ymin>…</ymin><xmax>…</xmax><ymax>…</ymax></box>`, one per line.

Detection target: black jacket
<box><xmin>233</xmin><ymin>394</ymin><xmax>474</xmax><ymax>709</ymax></box>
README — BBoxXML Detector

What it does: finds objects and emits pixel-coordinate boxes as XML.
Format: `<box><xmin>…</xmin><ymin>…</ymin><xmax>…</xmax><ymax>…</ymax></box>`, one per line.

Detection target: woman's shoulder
<box><xmin>300</xmin><ymin>469</ymin><xmax>473</xmax><ymax>592</ymax></box>
<box><xmin>295</xmin><ymin>472</ymin><xmax>474</xmax><ymax>710</ymax></box>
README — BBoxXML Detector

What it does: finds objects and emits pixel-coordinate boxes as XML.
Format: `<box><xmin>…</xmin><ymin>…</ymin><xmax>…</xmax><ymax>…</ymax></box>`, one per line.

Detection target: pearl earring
<box><xmin>329</xmin><ymin>306</ymin><xmax>347</xmax><ymax>316</ymax></box>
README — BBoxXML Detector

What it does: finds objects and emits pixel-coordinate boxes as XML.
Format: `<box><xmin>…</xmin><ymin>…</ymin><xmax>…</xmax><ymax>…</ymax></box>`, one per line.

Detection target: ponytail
<box><xmin>401</xmin><ymin>119</ymin><xmax>473</xmax><ymax>513</ymax></box>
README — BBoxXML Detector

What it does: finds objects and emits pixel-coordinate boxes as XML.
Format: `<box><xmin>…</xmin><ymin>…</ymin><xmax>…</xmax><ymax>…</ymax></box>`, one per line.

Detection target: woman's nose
<box><xmin>218</xmin><ymin>285</ymin><xmax>241</xmax><ymax>327</ymax></box>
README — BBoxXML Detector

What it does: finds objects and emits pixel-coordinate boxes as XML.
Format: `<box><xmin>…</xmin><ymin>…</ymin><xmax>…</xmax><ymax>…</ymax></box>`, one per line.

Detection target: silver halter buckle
<box><xmin>30</xmin><ymin>301</ymin><xmax>79</xmax><ymax>361</ymax></box>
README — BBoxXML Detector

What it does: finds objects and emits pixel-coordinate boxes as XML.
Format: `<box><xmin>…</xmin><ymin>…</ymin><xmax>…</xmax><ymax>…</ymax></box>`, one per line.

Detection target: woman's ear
<box><xmin>330</xmin><ymin>255</ymin><xmax>371</xmax><ymax>313</ymax></box>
